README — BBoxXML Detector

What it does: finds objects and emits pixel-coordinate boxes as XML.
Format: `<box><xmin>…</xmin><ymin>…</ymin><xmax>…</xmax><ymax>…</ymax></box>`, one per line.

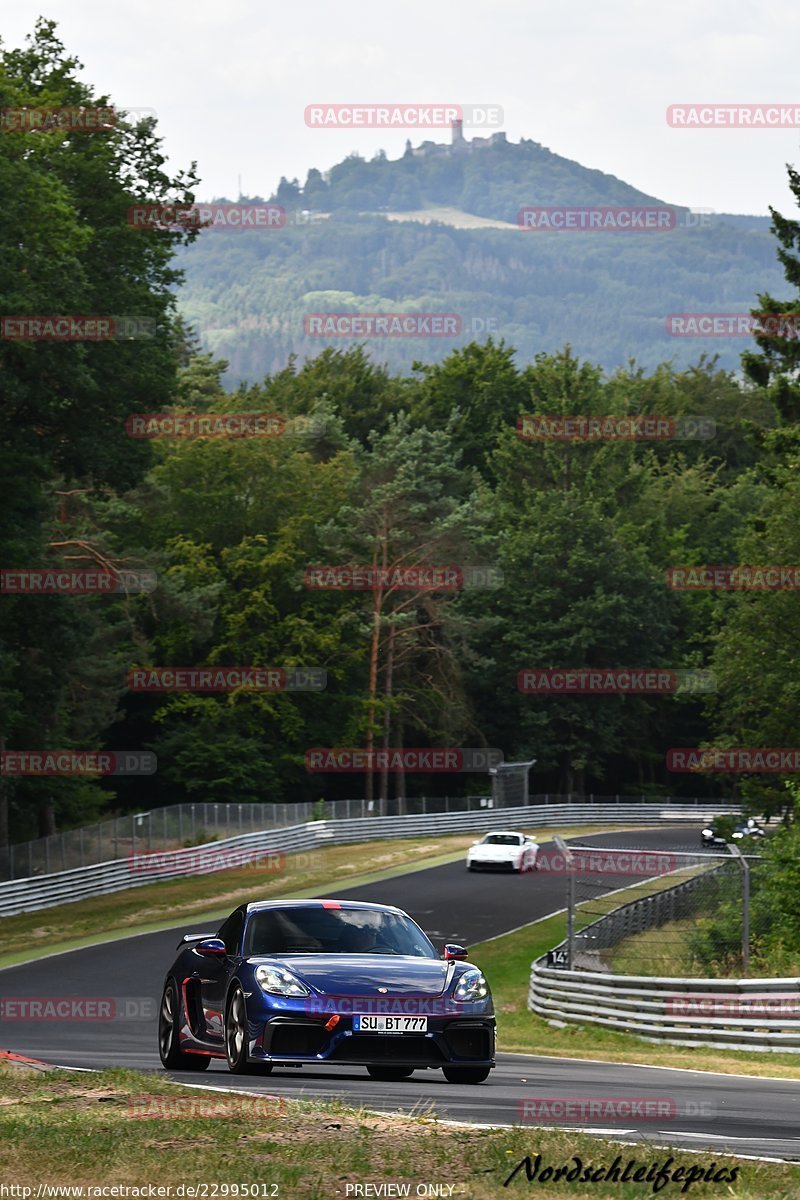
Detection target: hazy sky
<box><xmin>5</xmin><ymin>1</ymin><xmax>800</xmax><ymax>215</ymax></box>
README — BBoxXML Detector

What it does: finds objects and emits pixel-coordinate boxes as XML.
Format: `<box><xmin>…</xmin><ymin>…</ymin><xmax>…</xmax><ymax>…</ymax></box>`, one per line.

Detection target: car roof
<box><xmin>483</xmin><ymin>830</ymin><xmax>525</xmax><ymax>837</ymax></box>
<box><xmin>244</xmin><ymin>899</ymin><xmax>404</xmax><ymax>914</ymax></box>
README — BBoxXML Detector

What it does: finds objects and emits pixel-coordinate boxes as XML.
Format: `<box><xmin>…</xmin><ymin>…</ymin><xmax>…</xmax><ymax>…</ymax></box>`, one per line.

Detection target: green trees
<box><xmin>7</xmin><ymin>21</ymin><xmax>800</xmax><ymax>844</ymax></box>
<box><xmin>312</xmin><ymin>412</ymin><xmax>496</xmax><ymax>811</ymax></box>
<box><xmin>742</xmin><ymin>161</ymin><xmax>800</xmax><ymax>423</ymax></box>
<box><xmin>0</xmin><ymin>21</ymin><xmax>198</xmax><ymax>839</ymax></box>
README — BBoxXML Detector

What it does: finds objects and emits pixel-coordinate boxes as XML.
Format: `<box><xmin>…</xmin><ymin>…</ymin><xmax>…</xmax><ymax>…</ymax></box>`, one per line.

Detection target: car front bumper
<box><xmin>248</xmin><ymin>1012</ymin><xmax>496</xmax><ymax>1067</ymax></box>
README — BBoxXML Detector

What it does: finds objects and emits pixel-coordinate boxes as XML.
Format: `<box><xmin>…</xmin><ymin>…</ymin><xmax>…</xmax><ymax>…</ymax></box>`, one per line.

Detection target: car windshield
<box><xmin>243</xmin><ymin>907</ymin><xmax>439</xmax><ymax>958</ymax></box>
<box><xmin>482</xmin><ymin>834</ymin><xmax>521</xmax><ymax>845</ymax></box>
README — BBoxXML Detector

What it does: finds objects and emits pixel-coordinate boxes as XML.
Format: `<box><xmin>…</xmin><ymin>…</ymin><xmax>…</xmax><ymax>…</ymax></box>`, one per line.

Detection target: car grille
<box><xmin>265</xmin><ymin>1020</ymin><xmax>328</xmax><ymax>1056</ymax></box>
<box><xmin>332</xmin><ymin>1036</ymin><xmax>444</xmax><ymax>1064</ymax></box>
<box><xmin>443</xmin><ymin>1022</ymin><xmax>494</xmax><ymax>1060</ymax></box>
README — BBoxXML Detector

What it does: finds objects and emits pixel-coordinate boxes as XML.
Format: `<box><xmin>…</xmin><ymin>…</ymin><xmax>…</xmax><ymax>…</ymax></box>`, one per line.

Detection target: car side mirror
<box><xmin>443</xmin><ymin>944</ymin><xmax>468</xmax><ymax>961</ymax></box>
<box><xmin>195</xmin><ymin>937</ymin><xmax>228</xmax><ymax>958</ymax></box>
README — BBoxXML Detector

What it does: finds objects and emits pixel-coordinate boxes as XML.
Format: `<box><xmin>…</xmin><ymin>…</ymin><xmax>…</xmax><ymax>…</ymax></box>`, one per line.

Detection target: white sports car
<box><xmin>466</xmin><ymin>831</ymin><xmax>540</xmax><ymax>873</ymax></box>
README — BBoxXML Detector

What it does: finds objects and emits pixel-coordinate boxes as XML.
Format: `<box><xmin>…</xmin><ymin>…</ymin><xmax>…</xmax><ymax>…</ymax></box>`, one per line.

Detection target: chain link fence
<box><xmin>541</xmin><ymin>838</ymin><xmax>765</xmax><ymax>978</ymax></box>
<box><xmin>0</xmin><ymin>793</ymin><xmax>729</xmax><ymax>882</ymax></box>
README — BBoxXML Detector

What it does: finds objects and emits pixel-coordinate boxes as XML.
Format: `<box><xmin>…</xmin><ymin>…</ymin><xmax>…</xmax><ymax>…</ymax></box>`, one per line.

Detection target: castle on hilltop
<box><xmin>405</xmin><ymin>119</ymin><xmax>508</xmax><ymax>159</ymax></box>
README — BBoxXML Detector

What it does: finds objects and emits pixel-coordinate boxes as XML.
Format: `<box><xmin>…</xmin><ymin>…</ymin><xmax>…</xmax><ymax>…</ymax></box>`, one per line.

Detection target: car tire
<box><xmin>442</xmin><ymin>1065</ymin><xmax>491</xmax><ymax>1084</ymax></box>
<box><xmin>158</xmin><ymin>978</ymin><xmax>210</xmax><ymax>1071</ymax></box>
<box><xmin>225</xmin><ymin>984</ymin><xmax>272</xmax><ymax>1075</ymax></box>
<box><xmin>467</xmin><ymin>864</ymin><xmax>476</xmax><ymax>872</ymax></box>
<box><xmin>366</xmin><ymin>1065</ymin><xmax>415</xmax><ymax>1081</ymax></box>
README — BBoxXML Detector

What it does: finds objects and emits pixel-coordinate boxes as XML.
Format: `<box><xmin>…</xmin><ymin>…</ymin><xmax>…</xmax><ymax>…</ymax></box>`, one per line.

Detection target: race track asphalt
<box><xmin>3</xmin><ymin>826</ymin><xmax>800</xmax><ymax>1161</ymax></box>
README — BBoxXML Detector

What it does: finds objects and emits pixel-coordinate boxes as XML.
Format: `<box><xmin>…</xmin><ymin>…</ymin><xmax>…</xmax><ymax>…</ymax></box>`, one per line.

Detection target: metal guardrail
<box><xmin>528</xmin><ymin>857</ymin><xmax>800</xmax><ymax>1052</ymax></box>
<box><xmin>0</xmin><ymin>801</ymin><xmax>738</xmax><ymax>917</ymax></box>
<box><xmin>0</xmin><ymin>792</ymin><xmax>726</xmax><ymax>882</ymax></box>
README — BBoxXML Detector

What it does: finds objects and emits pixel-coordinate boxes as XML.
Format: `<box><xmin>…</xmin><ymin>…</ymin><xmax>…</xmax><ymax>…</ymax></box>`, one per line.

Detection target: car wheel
<box><xmin>442</xmin><ymin>1065</ymin><xmax>491</xmax><ymax>1084</ymax></box>
<box><xmin>225</xmin><ymin>984</ymin><xmax>272</xmax><ymax>1075</ymax></box>
<box><xmin>467</xmin><ymin>864</ymin><xmax>476</xmax><ymax>872</ymax></box>
<box><xmin>366</xmin><ymin>1065</ymin><xmax>415</xmax><ymax>1081</ymax></box>
<box><xmin>158</xmin><ymin>978</ymin><xmax>210</xmax><ymax>1071</ymax></box>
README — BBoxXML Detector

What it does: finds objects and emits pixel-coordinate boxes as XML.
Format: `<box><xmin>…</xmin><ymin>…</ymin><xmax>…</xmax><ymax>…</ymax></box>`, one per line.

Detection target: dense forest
<box><xmin>3</xmin><ymin>23</ymin><xmax>800</xmax><ymax>844</ymax></box>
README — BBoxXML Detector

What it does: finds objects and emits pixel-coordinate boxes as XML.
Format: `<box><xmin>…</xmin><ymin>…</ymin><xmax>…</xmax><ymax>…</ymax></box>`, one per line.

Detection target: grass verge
<box><xmin>0</xmin><ymin>823</ymin><xmax>639</xmax><ymax>969</ymax></box>
<box><xmin>0</xmin><ymin>1063</ymin><xmax>795</xmax><ymax>1199</ymax></box>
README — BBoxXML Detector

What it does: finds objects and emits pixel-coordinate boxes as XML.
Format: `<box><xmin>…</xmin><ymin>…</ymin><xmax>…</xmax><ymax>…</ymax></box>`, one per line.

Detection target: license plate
<box><xmin>353</xmin><ymin>1015</ymin><xmax>428</xmax><ymax>1033</ymax></box>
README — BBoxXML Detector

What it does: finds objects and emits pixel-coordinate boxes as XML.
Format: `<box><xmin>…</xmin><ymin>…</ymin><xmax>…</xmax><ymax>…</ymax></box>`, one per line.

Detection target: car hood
<box><xmin>247</xmin><ymin>953</ymin><xmax>451</xmax><ymax>997</ymax></box>
<box><xmin>471</xmin><ymin>844</ymin><xmax>521</xmax><ymax>859</ymax></box>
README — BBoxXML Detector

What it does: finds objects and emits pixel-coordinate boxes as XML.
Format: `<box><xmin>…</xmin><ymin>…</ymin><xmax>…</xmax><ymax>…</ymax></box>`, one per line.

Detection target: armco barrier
<box><xmin>0</xmin><ymin>802</ymin><xmax>737</xmax><ymax>917</ymax></box>
<box><xmin>0</xmin><ymin>793</ymin><xmax>727</xmax><ymax>882</ymax></box>
<box><xmin>528</xmin><ymin>859</ymin><xmax>800</xmax><ymax>1053</ymax></box>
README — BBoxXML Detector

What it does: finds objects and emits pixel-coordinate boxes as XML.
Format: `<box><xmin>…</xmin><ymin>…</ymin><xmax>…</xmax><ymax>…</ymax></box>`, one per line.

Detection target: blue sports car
<box><xmin>158</xmin><ymin>898</ymin><xmax>495</xmax><ymax>1083</ymax></box>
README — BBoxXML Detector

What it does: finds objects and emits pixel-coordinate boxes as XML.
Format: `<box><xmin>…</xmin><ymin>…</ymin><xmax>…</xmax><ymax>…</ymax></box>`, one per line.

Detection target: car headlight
<box><xmin>453</xmin><ymin>969</ymin><xmax>489</xmax><ymax>1002</ymax></box>
<box><xmin>255</xmin><ymin>965</ymin><xmax>310</xmax><ymax>997</ymax></box>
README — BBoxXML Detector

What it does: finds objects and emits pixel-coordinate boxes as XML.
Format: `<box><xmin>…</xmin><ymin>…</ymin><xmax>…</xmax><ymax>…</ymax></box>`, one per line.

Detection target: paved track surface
<box><xmin>3</xmin><ymin>826</ymin><xmax>800</xmax><ymax>1160</ymax></box>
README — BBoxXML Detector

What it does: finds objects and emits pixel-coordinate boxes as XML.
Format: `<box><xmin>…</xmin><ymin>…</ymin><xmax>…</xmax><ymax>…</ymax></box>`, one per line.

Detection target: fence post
<box><xmin>728</xmin><ymin>843</ymin><xmax>750</xmax><ymax>975</ymax></box>
<box><xmin>553</xmin><ymin>836</ymin><xmax>575</xmax><ymax>969</ymax></box>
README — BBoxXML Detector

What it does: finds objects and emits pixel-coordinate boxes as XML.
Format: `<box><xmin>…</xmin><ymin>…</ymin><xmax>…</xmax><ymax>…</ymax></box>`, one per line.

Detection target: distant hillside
<box><xmin>175</xmin><ymin>134</ymin><xmax>787</xmax><ymax>385</ymax></box>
